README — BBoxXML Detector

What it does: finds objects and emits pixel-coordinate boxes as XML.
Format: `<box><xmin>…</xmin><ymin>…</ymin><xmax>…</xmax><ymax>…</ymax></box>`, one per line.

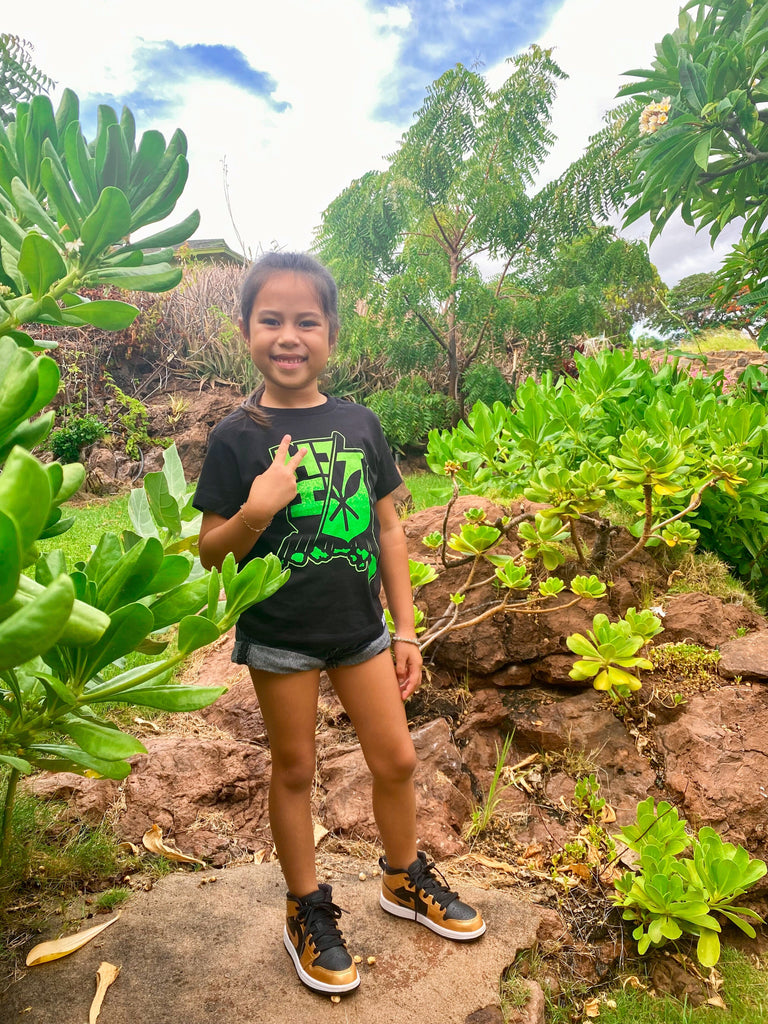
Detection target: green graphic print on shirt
<box><xmin>273</xmin><ymin>431</ymin><xmax>378</xmax><ymax>580</ymax></box>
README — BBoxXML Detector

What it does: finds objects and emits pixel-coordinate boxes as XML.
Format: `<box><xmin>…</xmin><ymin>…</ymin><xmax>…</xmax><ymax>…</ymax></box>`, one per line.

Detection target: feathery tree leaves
<box><xmin>316</xmin><ymin>47</ymin><xmax>570</xmax><ymax>418</ymax></box>
<box><xmin>0</xmin><ymin>35</ymin><xmax>54</xmax><ymax>127</ymax></box>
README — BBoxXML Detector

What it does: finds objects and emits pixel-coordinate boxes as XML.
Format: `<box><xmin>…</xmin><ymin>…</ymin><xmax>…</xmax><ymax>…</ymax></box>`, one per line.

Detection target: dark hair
<box><xmin>240</xmin><ymin>251</ymin><xmax>339</xmax><ymax>425</ymax></box>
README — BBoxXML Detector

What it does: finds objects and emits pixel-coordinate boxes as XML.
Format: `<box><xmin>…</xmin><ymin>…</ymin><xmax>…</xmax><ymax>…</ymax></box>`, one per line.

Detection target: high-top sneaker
<box><xmin>284</xmin><ymin>883</ymin><xmax>360</xmax><ymax>994</ymax></box>
<box><xmin>379</xmin><ymin>851</ymin><xmax>486</xmax><ymax>940</ymax></box>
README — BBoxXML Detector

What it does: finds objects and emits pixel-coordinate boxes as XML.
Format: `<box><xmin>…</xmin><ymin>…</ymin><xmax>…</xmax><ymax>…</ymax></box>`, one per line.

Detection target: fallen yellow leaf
<box><xmin>584</xmin><ymin>996</ymin><xmax>601</xmax><ymax>1017</ymax></box>
<box><xmin>116</xmin><ymin>842</ymin><xmax>139</xmax><ymax>856</ymax></box>
<box><xmin>622</xmin><ymin>975</ymin><xmax>647</xmax><ymax>990</ymax></box>
<box><xmin>89</xmin><ymin>962</ymin><xmax>120</xmax><ymax>1024</ymax></box>
<box><xmin>600</xmin><ymin>803</ymin><xmax>616</xmax><ymax>824</ymax></box>
<box><xmin>142</xmin><ymin>824</ymin><xmax>206</xmax><ymax>866</ymax></box>
<box><xmin>26</xmin><ymin>915</ymin><xmax>120</xmax><ymax>966</ymax></box>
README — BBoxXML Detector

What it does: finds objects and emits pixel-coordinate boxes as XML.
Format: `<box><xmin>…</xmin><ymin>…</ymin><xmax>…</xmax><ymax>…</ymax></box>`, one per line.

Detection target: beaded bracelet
<box><xmin>239</xmin><ymin>504</ymin><xmax>273</xmax><ymax>534</ymax></box>
<box><xmin>391</xmin><ymin>635</ymin><xmax>421</xmax><ymax>647</ymax></box>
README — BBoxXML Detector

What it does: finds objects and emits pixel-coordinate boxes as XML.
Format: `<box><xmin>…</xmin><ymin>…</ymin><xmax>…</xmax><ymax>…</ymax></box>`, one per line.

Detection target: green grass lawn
<box><xmin>401</xmin><ymin>470</ymin><xmax>454</xmax><ymax>509</ymax></box>
<box><xmin>39</xmin><ymin>493</ymin><xmax>131</xmax><ymax>565</ymax></box>
<box><xmin>542</xmin><ymin>946</ymin><xmax>768</xmax><ymax>1024</ymax></box>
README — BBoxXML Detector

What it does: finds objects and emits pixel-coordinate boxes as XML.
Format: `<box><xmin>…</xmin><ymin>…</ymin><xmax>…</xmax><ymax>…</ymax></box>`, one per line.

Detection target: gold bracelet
<box><xmin>239</xmin><ymin>504</ymin><xmax>272</xmax><ymax>534</ymax></box>
<box><xmin>391</xmin><ymin>635</ymin><xmax>421</xmax><ymax>647</ymax></box>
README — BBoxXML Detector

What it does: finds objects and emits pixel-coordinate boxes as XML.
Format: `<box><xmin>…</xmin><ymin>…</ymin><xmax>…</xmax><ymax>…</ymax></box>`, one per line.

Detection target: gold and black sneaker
<box><xmin>379</xmin><ymin>851</ymin><xmax>486</xmax><ymax>940</ymax></box>
<box><xmin>284</xmin><ymin>883</ymin><xmax>360</xmax><ymax>994</ymax></box>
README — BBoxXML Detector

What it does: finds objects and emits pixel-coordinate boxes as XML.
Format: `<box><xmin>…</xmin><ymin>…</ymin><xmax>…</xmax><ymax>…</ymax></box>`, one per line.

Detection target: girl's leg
<box><xmin>328</xmin><ymin>650</ymin><xmax>418</xmax><ymax>868</ymax></box>
<box><xmin>249</xmin><ymin>667</ymin><xmax>320</xmax><ymax>896</ymax></box>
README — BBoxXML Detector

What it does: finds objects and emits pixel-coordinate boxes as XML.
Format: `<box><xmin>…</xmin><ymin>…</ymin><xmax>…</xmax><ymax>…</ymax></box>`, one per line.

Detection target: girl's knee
<box><xmin>271</xmin><ymin>754</ymin><xmax>316</xmax><ymax>793</ymax></box>
<box><xmin>371</xmin><ymin>743</ymin><xmax>417</xmax><ymax>785</ymax></box>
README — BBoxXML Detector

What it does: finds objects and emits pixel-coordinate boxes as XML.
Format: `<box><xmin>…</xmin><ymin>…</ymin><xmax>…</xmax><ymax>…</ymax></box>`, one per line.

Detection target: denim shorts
<box><xmin>232</xmin><ymin>619</ymin><xmax>392</xmax><ymax>674</ymax></box>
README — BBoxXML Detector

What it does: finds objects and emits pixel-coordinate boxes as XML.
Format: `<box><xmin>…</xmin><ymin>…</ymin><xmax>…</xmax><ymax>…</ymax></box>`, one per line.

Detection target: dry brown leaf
<box><xmin>141</xmin><ymin>824</ymin><xmax>206</xmax><ymax>866</ymax></box>
<box><xmin>568</xmin><ymin>863</ymin><xmax>592</xmax><ymax>881</ymax></box>
<box><xmin>706</xmin><ymin>994</ymin><xmax>727</xmax><ymax>1009</ymax></box>
<box><xmin>26</xmin><ymin>915</ymin><xmax>120</xmax><ymax>966</ymax></box>
<box><xmin>583</xmin><ymin>996</ymin><xmax>601</xmax><ymax>1017</ymax></box>
<box><xmin>116</xmin><ymin>842</ymin><xmax>139</xmax><ymax>856</ymax></box>
<box><xmin>253</xmin><ymin>848</ymin><xmax>268</xmax><ymax>864</ymax></box>
<box><xmin>313</xmin><ymin>820</ymin><xmax>329</xmax><ymax>847</ymax></box>
<box><xmin>133</xmin><ymin>717</ymin><xmax>161</xmax><ymax>733</ymax></box>
<box><xmin>89</xmin><ymin>962</ymin><xmax>120</xmax><ymax>1024</ymax></box>
<box><xmin>510</xmin><ymin>753</ymin><xmax>539</xmax><ymax>772</ymax></box>
<box><xmin>622</xmin><ymin>975</ymin><xmax>647</xmax><ymax>990</ymax></box>
<box><xmin>600</xmin><ymin>803</ymin><xmax>617</xmax><ymax>824</ymax></box>
<box><xmin>463</xmin><ymin>853</ymin><xmax>518</xmax><ymax>874</ymax></box>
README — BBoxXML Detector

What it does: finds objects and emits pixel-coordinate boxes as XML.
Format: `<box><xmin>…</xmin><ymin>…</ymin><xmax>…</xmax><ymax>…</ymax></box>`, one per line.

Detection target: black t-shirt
<box><xmin>193</xmin><ymin>397</ymin><xmax>402</xmax><ymax>657</ymax></box>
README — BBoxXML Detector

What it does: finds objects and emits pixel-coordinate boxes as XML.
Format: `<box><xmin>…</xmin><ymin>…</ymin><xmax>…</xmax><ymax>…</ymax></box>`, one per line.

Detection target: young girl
<box><xmin>194</xmin><ymin>252</ymin><xmax>485</xmax><ymax>996</ymax></box>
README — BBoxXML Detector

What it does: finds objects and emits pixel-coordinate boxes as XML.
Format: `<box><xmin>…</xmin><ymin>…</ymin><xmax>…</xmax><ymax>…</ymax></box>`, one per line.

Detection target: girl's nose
<box><xmin>278</xmin><ymin>323</ymin><xmax>300</xmax><ymax>344</ymax></box>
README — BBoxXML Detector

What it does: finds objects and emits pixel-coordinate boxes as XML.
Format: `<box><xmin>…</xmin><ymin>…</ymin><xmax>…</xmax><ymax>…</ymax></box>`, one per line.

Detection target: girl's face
<box><xmin>240</xmin><ymin>271</ymin><xmax>333</xmax><ymax>408</ymax></box>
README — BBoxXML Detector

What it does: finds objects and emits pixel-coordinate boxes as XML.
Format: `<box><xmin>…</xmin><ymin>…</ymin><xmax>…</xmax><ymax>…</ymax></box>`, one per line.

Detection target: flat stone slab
<box><xmin>1</xmin><ymin>854</ymin><xmax>543</xmax><ymax>1024</ymax></box>
<box><xmin>718</xmin><ymin>633</ymin><xmax>768</xmax><ymax>680</ymax></box>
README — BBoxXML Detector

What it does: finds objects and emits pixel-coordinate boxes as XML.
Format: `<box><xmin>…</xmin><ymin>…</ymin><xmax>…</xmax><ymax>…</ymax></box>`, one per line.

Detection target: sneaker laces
<box><xmin>408</xmin><ymin>854</ymin><xmax>459</xmax><ymax>910</ymax></box>
<box><xmin>296</xmin><ymin>894</ymin><xmax>348</xmax><ymax>954</ymax></box>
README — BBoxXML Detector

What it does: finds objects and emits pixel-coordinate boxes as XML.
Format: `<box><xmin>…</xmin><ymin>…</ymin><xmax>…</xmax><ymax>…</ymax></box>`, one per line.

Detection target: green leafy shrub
<box><xmin>462</xmin><ymin>363</ymin><xmax>512</xmax><ymax>408</ymax></box>
<box><xmin>366</xmin><ymin>375</ymin><xmax>457</xmax><ymax>450</ymax></box>
<box><xmin>47</xmin><ymin>413</ymin><xmax>106</xmax><ymax>463</ymax></box>
<box><xmin>613</xmin><ymin>798</ymin><xmax>766</xmax><ymax>968</ymax></box>
<box><xmin>426</xmin><ymin>348</ymin><xmax>768</xmax><ymax>604</ymax></box>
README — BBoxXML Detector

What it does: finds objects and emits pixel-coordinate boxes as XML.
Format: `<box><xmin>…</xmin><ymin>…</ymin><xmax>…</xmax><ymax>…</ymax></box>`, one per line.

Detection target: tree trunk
<box><xmin>448</xmin><ymin>251</ymin><xmax>460</xmax><ymax>424</ymax></box>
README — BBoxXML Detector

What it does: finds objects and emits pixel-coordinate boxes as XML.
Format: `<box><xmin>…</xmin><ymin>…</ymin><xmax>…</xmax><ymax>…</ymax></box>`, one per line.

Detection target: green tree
<box><xmin>544</xmin><ymin>2</ymin><xmax>768</xmax><ymax>343</ymax></box>
<box><xmin>316</xmin><ymin>47</ymin><xmax>568</xmax><ymax>417</ymax></box>
<box><xmin>0</xmin><ymin>35</ymin><xmax>54</xmax><ymax>126</ymax></box>
<box><xmin>653</xmin><ymin>270</ymin><xmax>767</xmax><ymax>339</ymax></box>
<box><xmin>503</xmin><ymin>227</ymin><xmax>665</xmax><ymax>375</ymax></box>
<box><xmin>618</xmin><ymin>1</ymin><xmax>768</xmax><ymax>250</ymax></box>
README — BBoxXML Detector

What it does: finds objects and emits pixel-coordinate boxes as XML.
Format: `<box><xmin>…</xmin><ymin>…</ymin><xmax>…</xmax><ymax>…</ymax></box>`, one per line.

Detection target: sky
<box><xmin>6</xmin><ymin>0</ymin><xmax>741</xmax><ymax>286</ymax></box>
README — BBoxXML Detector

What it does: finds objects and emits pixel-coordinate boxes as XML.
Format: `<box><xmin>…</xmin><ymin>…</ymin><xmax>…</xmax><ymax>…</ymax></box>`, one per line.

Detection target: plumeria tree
<box><xmin>544</xmin><ymin>1</ymin><xmax>768</xmax><ymax>344</ymax></box>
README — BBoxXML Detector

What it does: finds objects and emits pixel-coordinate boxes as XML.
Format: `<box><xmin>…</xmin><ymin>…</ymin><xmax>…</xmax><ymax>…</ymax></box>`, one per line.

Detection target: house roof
<box><xmin>174</xmin><ymin>238</ymin><xmax>248</xmax><ymax>265</ymax></box>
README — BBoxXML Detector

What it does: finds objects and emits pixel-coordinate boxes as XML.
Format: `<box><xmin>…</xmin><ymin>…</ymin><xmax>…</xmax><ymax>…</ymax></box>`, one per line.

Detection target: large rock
<box><xmin>320</xmin><ymin>718</ymin><xmax>473</xmax><ymax>857</ymax></box>
<box><xmin>407</xmin><ymin>497</ymin><xmax>663</xmax><ymax>676</ymax></box>
<box><xmin>657</xmin><ymin>592</ymin><xmax>766</xmax><ymax>648</ymax></box>
<box><xmin>456</xmin><ymin>687</ymin><xmax>657</xmax><ymax>827</ymax></box>
<box><xmin>28</xmin><ymin>735</ymin><xmax>272</xmax><ymax>866</ymax></box>
<box><xmin>654</xmin><ymin>685</ymin><xmax>768</xmax><ymax>863</ymax></box>
<box><xmin>718</xmin><ymin>632</ymin><xmax>768</xmax><ymax>680</ymax></box>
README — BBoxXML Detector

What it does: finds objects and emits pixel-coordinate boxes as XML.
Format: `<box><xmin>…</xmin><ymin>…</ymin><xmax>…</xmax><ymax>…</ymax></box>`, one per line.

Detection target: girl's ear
<box><xmin>238</xmin><ymin>317</ymin><xmax>249</xmax><ymax>341</ymax></box>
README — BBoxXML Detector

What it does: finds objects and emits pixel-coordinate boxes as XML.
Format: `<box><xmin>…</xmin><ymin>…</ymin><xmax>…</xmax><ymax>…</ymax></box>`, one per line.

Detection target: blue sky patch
<box><xmin>368</xmin><ymin>0</ymin><xmax>566</xmax><ymax>119</ymax></box>
<box><xmin>80</xmin><ymin>41</ymin><xmax>289</xmax><ymax>135</ymax></box>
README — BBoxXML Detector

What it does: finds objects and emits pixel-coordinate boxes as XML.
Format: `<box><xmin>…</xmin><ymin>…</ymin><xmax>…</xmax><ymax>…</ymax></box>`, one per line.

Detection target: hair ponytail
<box><xmin>240</xmin><ymin>383</ymin><xmax>271</xmax><ymax>426</ymax></box>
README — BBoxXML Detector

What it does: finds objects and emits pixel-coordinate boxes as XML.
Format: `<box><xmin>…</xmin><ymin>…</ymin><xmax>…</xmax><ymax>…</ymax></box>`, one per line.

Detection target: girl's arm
<box><xmin>198</xmin><ymin>434</ymin><xmax>306</xmax><ymax>570</ymax></box>
<box><xmin>377</xmin><ymin>493</ymin><xmax>422</xmax><ymax>700</ymax></box>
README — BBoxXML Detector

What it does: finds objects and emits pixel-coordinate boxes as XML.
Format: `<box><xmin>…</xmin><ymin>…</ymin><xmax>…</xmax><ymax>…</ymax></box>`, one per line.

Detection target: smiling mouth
<box><xmin>271</xmin><ymin>355</ymin><xmax>307</xmax><ymax>367</ymax></box>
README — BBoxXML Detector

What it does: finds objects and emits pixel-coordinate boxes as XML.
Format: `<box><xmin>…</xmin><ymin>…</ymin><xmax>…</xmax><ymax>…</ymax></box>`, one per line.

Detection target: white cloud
<box><xmin>5</xmin><ymin>0</ymin><xmax>747</xmax><ymax>283</ymax></box>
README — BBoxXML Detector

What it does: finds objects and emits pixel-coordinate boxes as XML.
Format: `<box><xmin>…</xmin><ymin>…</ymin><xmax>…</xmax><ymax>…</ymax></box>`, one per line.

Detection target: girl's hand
<box><xmin>393</xmin><ymin>639</ymin><xmax>423</xmax><ymax>701</ymax></box>
<box><xmin>244</xmin><ymin>434</ymin><xmax>307</xmax><ymax>523</ymax></box>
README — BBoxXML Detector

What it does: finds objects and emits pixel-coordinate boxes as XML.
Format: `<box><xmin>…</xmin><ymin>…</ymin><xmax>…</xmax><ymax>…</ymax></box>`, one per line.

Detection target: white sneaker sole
<box><xmin>283</xmin><ymin>926</ymin><xmax>360</xmax><ymax>994</ymax></box>
<box><xmin>379</xmin><ymin>892</ymin><xmax>487</xmax><ymax>940</ymax></box>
